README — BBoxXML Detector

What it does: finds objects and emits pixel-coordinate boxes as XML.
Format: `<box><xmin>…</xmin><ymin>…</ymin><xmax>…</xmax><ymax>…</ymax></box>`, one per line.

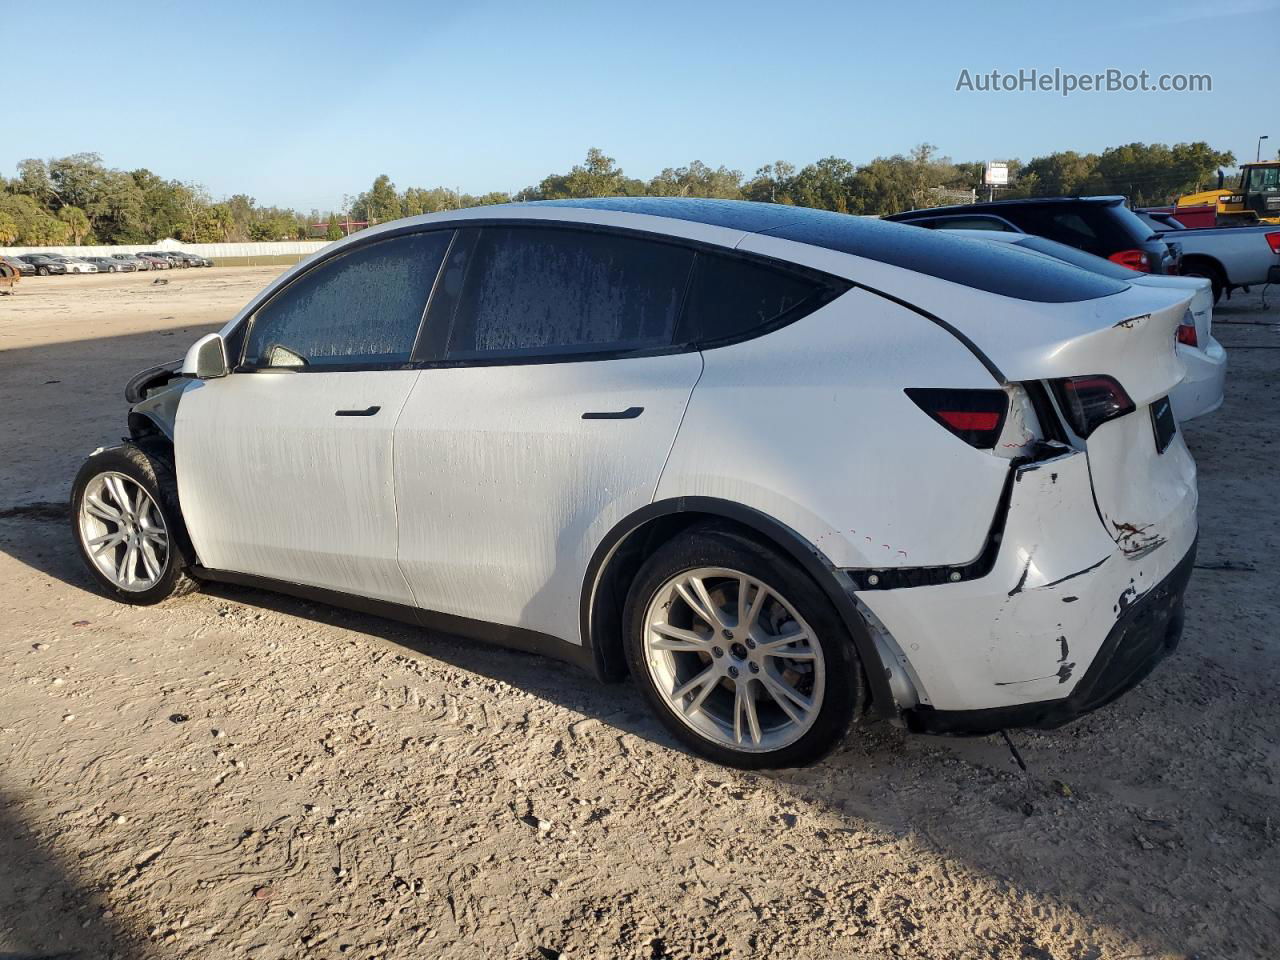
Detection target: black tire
<box><xmin>70</xmin><ymin>441</ymin><xmax>199</xmax><ymax>605</ymax></box>
<box><xmin>623</xmin><ymin>524</ymin><xmax>865</xmax><ymax>769</ymax></box>
<box><xmin>1182</xmin><ymin>259</ymin><xmax>1225</xmax><ymax>304</ymax></box>
<box><xmin>38</xmin><ymin>266</ymin><xmax>49</xmax><ymax>276</ymax></box>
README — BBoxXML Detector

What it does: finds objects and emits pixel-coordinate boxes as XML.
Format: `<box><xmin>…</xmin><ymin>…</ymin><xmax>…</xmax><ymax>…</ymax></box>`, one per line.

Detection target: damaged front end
<box><xmin>125</xmin><ymin>358</ymin><xmax>188</xmax><ymax>442</ymax></box>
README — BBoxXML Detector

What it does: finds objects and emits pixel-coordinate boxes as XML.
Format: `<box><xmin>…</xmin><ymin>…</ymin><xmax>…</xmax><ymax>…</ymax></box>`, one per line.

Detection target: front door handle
<box><xmin>582</xmin><ymin>406</ymin><xmax>644</xmax><ymax>420</ymax></box>
<box><xmin>335</xmin><ymin>405</ymin><xmax>381</xmax><ymax>417</ymax></box>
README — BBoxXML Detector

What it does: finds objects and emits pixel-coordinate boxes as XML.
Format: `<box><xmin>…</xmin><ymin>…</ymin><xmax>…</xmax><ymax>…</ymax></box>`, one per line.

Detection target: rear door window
<box><xmin>676</xmin><ymin>252</ymin><xmax>839</xmax><ymax>345</ymax></box>
<box><xmin>442</xmin><ymin>227</ymin><xmax>694</xmax><ymax>359</ymax></box>
<box><xmin>244</xmin><ymin>231</ymin><xmax>451</xmax><ymax>369</ymax></box>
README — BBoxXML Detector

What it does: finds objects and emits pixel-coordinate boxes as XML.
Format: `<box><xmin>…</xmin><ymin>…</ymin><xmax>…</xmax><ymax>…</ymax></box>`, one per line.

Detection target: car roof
<box><xmin>885</xmin><ymin>195</ymin><xmax>1127</xmax><ymax>219</ymax></box>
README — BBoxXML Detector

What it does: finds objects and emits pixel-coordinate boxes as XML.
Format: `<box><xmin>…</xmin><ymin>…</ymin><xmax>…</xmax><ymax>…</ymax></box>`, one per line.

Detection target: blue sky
<box><xmin>8</xmin><ymin>0</ymin><xmax>1273</xmax><ymax>212</ymax></box>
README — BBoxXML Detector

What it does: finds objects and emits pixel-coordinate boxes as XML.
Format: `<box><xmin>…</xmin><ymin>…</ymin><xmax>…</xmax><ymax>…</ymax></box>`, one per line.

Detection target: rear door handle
<box><xmin>582</xmin><ymin>406</ymin><xmax>644</xmax><ymax>420</ymax></box>
<box><xmin>335</xmin><ymin>405</ymin><xmax>381</xmax><ymax>417</ymax></box>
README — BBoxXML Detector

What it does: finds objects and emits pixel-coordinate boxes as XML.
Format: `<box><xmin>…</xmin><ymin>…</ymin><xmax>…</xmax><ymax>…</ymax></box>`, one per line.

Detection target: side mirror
<box><xmin>182</xmin><ymin>333</ymin><xmax>229</xmax><ymax>379</ymax></box>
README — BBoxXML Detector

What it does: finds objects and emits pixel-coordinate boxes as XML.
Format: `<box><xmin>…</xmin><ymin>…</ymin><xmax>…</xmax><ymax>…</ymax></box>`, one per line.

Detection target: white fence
<box><xmin>0</xmin><ymin>239</ymin><xmax>330</xmax><ymax>260</ymax></box>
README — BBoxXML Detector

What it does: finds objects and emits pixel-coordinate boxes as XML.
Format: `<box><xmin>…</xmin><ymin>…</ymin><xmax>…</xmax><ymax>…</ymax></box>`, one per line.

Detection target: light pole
<box><xmin>1258</xmin><ymin>135</ymin><xmax>1270</xmax><ymax>163</ymax></box>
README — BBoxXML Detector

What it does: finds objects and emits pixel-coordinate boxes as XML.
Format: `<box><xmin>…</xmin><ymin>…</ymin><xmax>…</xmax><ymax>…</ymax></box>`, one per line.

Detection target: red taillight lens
<box><xmin>1176</xmin><ymin>321</ymin><xmax>1199</xmax><ymax>347</ymax></box>
<box><xmin>1266</xmin><ymin>232</ymin><xmax>1280</xmax><ymax>255</ymax></box>
<box><xmin>1108</xmin><ymin>249</ymin><xmax>1152</xmax><ymax>273</ymax></box>
<box><xmin>1050</xmin><ymin>375</ymin><xmax>1134</xmax><ymax>438</ymax></box>
<box><xmin>905</xmin><ymin>388</ymin><xmax>1008</xmax><ymax>449</ymax></box>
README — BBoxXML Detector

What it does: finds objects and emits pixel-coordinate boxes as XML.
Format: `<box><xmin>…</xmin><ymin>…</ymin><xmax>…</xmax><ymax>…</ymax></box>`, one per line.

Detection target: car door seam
<box><xmin>650</xmin><ymin>352</ymin><xmax>705</xmax><ymax>503</ymax></box>
<box><xmin>390</xmin><ymin>370</ymin><xmax>426</xmax><ymax>609</ymax></box>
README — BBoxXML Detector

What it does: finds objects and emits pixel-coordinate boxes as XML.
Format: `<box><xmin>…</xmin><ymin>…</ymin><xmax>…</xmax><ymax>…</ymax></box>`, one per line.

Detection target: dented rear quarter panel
<box><xmin>857</xmin><ymin>448</ymin><xmax>1197</xmax><ymax>712</ymax></box>
<box><xmin>656</xmin><ymin>287</ymin><xmax>1011</xmax><ymax>571</ymax></box>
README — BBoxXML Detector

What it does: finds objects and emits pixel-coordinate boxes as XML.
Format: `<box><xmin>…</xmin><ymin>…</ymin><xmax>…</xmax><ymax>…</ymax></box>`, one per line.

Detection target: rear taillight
<box><xmin>905</xmin><ymin>388</ymin><xmax>1008</xmax><ymax>449</ymax></box>
<box><xmin>1050</xmin><ymin>376</ymin><xmax>1134</xmax><ymax>438</ymax></box>
<box><xmin>1176</xmin><ymin>310</ymin><xmax>1199</xmax><ymax>348</ymax></box>
<box><xmin>1266</xmin><ymin>232</ymin><xmax>1280</xmax><ymax>255</ymax></box>
<box><xmin>1108</xmin><ymin>249</ymin><xmax>1152</xmax><ymax>272</ymax></box>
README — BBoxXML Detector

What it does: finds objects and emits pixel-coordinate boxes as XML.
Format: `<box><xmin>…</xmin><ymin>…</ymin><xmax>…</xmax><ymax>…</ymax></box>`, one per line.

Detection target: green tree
<box><xmin>0</xmin><ymin>211</ymin><xmax>18</xmax><ymax>245</ymax></box>
<box><xmin>742</xmin><ymin>162</ymin><xmax>797</xmax><ymax>203</ymax></box>
<box><xmin>325</xmin><ymin>214</ymin><xmax>344</xmax><ymax>241</ymax></box>
<box><xmin>352</xmin><ymin>174</ymin><xmax>403</xmax><ymax>225</ymax></box>
<box><xmin>647</xmin><ymin>161</ymin><xmax>743</xmax><ymax>199</ymax></box>
<box><xmin>57</xmin><ymin>205</ymin><xmax>91</xmax><ymax>244</ymax></box>
<box><xmin>0</xmin><ymin>194</ymin><xmax>69</xmax><ymax>244</ymax></box>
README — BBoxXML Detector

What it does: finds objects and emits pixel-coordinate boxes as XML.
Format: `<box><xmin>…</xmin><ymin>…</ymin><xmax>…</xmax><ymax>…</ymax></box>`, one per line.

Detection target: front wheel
<box><xmin>71</xmin><ymin>443</ymin><xmax>199</xmax><ymax>604</ymax></box>
<box><xmin>624</xmin><ymin>526</ymin><xmax>865</xmax><ymax>769</ymax></box>
<box><xmin>38</xmin><ymin>266</ymin><xmax>49</xmax><ymax>276</ymax></box>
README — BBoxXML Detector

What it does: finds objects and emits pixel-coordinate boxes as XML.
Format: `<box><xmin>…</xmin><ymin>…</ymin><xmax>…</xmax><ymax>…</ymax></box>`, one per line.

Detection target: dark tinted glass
<box><xmin>244</xmin><ymin>231</ymin><xmax>450</xmax><ymax>368</ymax></box>
<box><xmin>1014</xmin><ymin>235</ymin><xmax>1139</xmax><ymax>280</ymax></box>
<box><xmin>536</xmin><ymin>199</ymin><xmax>1128</xmax><ymax>303</ymax></box>
<box><xmin>926</xmin><ymin>216</ymin><xmax>1015</xmax><ymax>231</ymax></box>
<box><xmin>446</xmin><ymin>227</ymin><xmax>694</xmax><ymax>357</ymax></box>
<box><xmin>679</xmin><ymin>253</ymin><xmax>828</xmax><ymax>344</ymax></box>
<box><xmin>1009</xmin><ymin>203</ymin><xmax>1153</xmax><ymax>255</ymax></box>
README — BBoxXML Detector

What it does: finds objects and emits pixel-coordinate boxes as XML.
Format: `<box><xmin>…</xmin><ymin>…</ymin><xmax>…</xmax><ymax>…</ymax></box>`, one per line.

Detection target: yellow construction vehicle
<box><xmin>1175</xmin><ymin>162</ymin><xmax>1280</xmax><ymax>225</ymax></box>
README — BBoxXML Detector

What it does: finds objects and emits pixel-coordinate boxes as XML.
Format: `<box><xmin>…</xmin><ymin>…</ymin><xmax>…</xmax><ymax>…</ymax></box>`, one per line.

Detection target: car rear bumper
<box><xmin>1171</xmin><ymin>337</ymin><xmax>1227</xmax><ymax>421</ymax></box>
<box><xmin>855</xmin><ymin>440</ymin><xmax>1197</xmax><ymax>721</ymax></box>
<box><xmin>904</xmin><ymin>540</ymin><xmax>1194</xmax><ymax>734</ymax></box>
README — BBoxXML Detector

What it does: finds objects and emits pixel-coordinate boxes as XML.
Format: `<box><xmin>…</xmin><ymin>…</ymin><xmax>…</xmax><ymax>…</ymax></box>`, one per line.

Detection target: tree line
<box><xmin>0</xmin><ymin>142</ymin><xmax>1237</xmax><ymax>247</ymax></box>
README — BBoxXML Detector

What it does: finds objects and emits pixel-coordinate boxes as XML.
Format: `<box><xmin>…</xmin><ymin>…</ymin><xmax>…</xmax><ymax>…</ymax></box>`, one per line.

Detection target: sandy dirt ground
<box><xmin>0</xmin><ymin>267</ymin><xmax>1278</xmax><ymax>960</ymax></box>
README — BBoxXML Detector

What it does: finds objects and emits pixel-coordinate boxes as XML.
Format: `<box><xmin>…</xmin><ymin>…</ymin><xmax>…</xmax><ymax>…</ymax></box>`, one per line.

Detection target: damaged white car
<box><xmin>71</xmin><ymin>199</ymin><xmax>1198</xmax><ymax>768</ymax></box>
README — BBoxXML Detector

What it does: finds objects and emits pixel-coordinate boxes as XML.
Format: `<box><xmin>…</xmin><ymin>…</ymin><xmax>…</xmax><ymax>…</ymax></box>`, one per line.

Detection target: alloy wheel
<box><xmin>642</xmin><ymin>567</ymin><xmax>825</xmax><ymax>753</ymax></box>
<box><xmin>78</xmin><ymin>472</ymin><xmax>170</xmax><ymax>592</ymax></box>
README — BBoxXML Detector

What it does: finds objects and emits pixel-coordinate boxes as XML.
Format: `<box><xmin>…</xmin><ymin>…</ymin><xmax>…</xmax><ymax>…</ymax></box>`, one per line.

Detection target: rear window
<box><xmin>767</xmin><ymin>216</ymin><xmax>1130</xmax><ymax>303</ymax></box>
<box><xmin>1014</xmin><ymin>235</ymin><xmax>1140</xmax><ymax>280</ymax></box>
<box><xmin>677</xmin><ymin>252</ymin><xmax>838</xmax><ymax>345</ymax></box>
<box><xmin>1008</xmin><ymin>203</ymin><xmax>1156</xmax><ymax>255</ymax></box>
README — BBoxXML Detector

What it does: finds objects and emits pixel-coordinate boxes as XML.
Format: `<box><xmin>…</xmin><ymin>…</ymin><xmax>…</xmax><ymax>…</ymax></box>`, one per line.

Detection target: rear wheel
<box><xmin>37</xmin><ymin>266</ymin><xmax>48</xmax><ymax>276</ymax></box>
<box><xmin>71</xmin><ymin>443</ymin><xmax>198</xmax><ymax>605</ymax></box>
<box><xmin>624</xmin><ymin>526</ymin><xmax>864</xmax><ymax>768</ymax></box>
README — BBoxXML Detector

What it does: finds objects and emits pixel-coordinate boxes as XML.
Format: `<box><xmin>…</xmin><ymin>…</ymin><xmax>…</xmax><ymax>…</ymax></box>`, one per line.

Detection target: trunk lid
<box><xmin>929</xmin><ymin>281</ymin><xmax>1199</xmax><ymax>563</ymax></box>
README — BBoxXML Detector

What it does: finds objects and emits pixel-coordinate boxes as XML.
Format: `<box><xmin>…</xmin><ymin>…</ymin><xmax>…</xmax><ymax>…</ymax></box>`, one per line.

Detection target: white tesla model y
<box><xmin>72</xmin><ymin>199</ymin><xmax>1198</xmax><ymax>768</ymax></box>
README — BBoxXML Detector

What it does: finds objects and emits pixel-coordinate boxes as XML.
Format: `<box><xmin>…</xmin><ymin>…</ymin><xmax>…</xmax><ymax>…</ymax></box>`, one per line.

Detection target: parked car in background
<box><xmin>18</xmin><ymin>254</ymin><xmax>68</xmax><ymax>276</ymax></box>
<box><xmin>86</xmin><ymin>256</ymin><xmax>135</xmax><ymax>273</ymax></box>
<box><xmin>172</xmin><ymin>251</ymin><xmax>212</xmax><ymax>268</ymax></box>
<box><xmin>72</xmin><ymin>199</ymin><xmax>1199</xmax><ymax>768</ymax></box>
<box><xmin>55</xmin><ymin>256</ymin><xmax>98</xmax><ymax>274</ymax></box>
<box><xmin>1137</xmin><ymin>211</ymin><xmax>1187</xmax><ymax>232</ymax></box>
<box><xmin>1131</xmin><ymin>220</ymin><xmax>1280</xmax><ymax>303</ymax></box>
<box><xmin>931</xmin><ymin>229</ymin><xmax>1226</xmax><ymax>422</ymax></box>
<box><xmin>136</xmin><ymin>254</ymin><xmax>171</xmax><ymax>270</ymax></box>
<box><xmin>1</xmin><ymin>255</ymin><xmax>37</xmax><ymax>277</ymax></box>
<box><xmin>112</xmin><ymin>253</ymin><xmax>150</xmax><ymax>271</ymax></box>
<box><xmin>884</xmin><ymin>196</ymin><xmax>1182</xmax><ymax>275</ymax></box>
<box><xmin>139</xmin><ymin>251</ymin><xmax>183</xmax><ymax>268</ymax></box>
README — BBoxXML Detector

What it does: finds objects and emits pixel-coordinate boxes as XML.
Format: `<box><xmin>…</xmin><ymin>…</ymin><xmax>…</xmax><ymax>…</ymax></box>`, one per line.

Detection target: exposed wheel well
<box><xmin>587</xmin><ymin>511</ymin><xmax>723</xmax><ymax>682</ymax></box>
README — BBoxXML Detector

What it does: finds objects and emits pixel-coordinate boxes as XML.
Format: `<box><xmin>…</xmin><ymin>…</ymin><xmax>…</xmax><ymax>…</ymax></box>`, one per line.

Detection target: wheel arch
<box><xmin>1180</xmin><ymin>253</ymin><xmax>1228</xmax><ymax>294</ymax></box>
<box><xmin>580</xmin><ymin>496</ymin><xmax>894</xmax><ymax>718</ymax></box>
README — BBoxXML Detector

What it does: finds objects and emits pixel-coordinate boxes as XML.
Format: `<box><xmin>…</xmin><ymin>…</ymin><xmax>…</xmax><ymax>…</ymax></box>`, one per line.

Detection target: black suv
<box><xmin>884</xmin><ymin>196</ymin><xmax>1180</xmax><ymax>275</ymax></box>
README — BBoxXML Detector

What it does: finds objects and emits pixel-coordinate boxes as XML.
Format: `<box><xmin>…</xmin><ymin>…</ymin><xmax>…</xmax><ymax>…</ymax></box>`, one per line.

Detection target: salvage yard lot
<box><xmin>1</xmin><ymin>268</ymin><xmax>1278</xmax><ymax>959</ymax></box>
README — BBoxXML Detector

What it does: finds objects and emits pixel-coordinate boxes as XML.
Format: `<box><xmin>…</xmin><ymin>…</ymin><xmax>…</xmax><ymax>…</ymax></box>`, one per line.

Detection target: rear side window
<box><xmin>677</xmin><ymin>252</ymin><xmax>834</xmax><ymax>344</ymax></box>
<box><xmin>444</xmin><ymin>227</ymin><xmax>694</xmax><ymax>358</ymax></box>
<box><xmin>1010</xmin><ymin>204</ymin><xmax>1153</xmax><ymax>256</ymax></box>
<box><xmin>244</xmin><ymin>231</ymin><xmax>451</xmax><ymax>368</ymax></box>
